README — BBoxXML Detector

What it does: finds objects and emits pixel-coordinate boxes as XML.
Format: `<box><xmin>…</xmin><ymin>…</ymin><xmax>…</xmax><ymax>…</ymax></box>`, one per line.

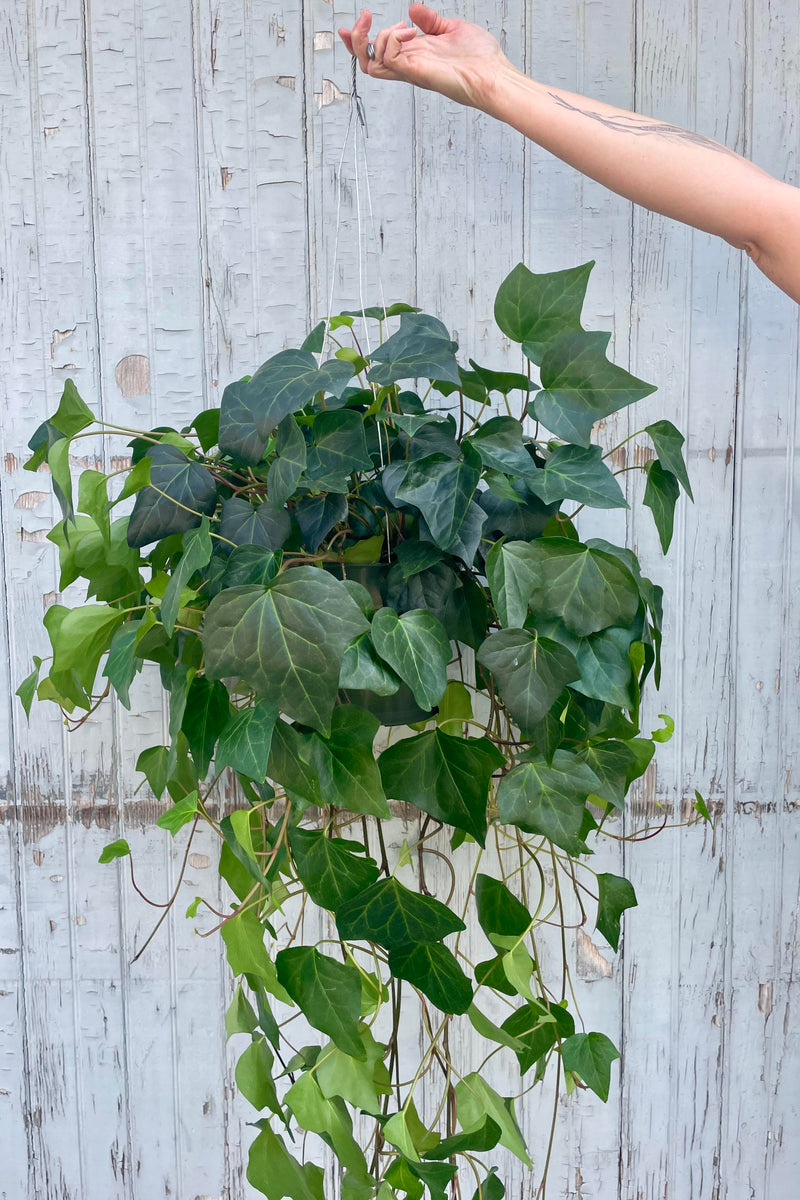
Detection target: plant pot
<box><xmin>323</xmin><ymin>561</ymin><xmax>435</xmax><ymax>726</ymax></box>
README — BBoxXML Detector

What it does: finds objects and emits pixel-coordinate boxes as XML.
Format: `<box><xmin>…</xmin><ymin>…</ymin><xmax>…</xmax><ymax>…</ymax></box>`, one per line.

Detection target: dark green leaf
<box><xmin>339</xmin><ymin>635</ymin><xmax>401</xmax><ymax>696</ymax></box>
<box><xmin>305</xmin><ymin>410</ymin><xmax>372</xmax><ymax>490</ymax></box>
<box><xmin>393</xmin><ymin>540</ymin><xmax>445</xmax><ymax>580</ymax></box>
<box><xmin>103</xmin><ymin>617</ymin><xmax>155</xmax><ymax>708</ymax></box>
<box><xmin>643</xmin><ymin>460</ymin><xmax>680</xmax><ymax>553</ymax></box>
<box><xmin>98</xmin><ymin>838</ymin><xmax>130</xmax><ymax>864</ymax></box>
<box><xmin>235</xmin><ymin>1036</ymin><xmax>284</xmax><ymax>1117</ymax></box>
<box><xmin>646</xmin><ymin>419</ymin><xmax>693</xmax><ymax>499</ymax></box>
<box><xmin>561</xmin><ymin>1031</ymin><xmax>620</xmax><ymax>1101</ymax></box>
<box><xmin>475</xmin><ymin>875</ymin><xmax>533</xmax><ymax>944</ymax></box>
<box><xmin>370</xmin><ymin>608</ymin><xmax>450</xmax><ymax>711</ymax></box>
<box><xmin>596</xmin><ymin>872</ymin><xmax>637</xmax><ymax>951</ymax></box>
<box><xmin>187</xmin><ymin>407</ymin><xmax>220</xmax><ymax>452</ymax></box>
<box><xmin>181</xmin><ymin>675</ymin><xmax>230</xmax><ymax>776</ymax></box>
<box><xmin>576</xmin><ymin>741</ymin><xmax>637</xmax><ymax>809</ymax></box>
<box><xmin>474</xmin><ymin>956</ymin><xmax>516</xmax><ymax>996</ymax></box>
<box><xmin>289</xmin><ymin>827</ymin><xmax>380</xmax><ymax>911</ymax></box>
<box><xmin>311</xmin><ymin>706</ymin><xmax>390</xmax><ymax>818</ymax></box>
<box><xmin>267</xmin><ymin>720</ymin><xmax>323</xmax><ymax>808</ymax></box>
<box><xmin>388</xmin><ymin>942</ymin><xmax>473</xmax><ymax>1014</ymax></box>
<box><xmin>468</xmin><ymin>358</ymin><xmax>538</xmax><ymax>396</ymax></box>
<box><xmin>295</xmin><ymin>492</ymin><xmax>348</xmax><ymax>551</ymax></box>
<box><xmin>501</xmin><ymin>1000</ymin><xmax>575</xmax><ymax>1074</ymax></box>
<box><xmin>465</xmin><ymin>417</ymin><xmax>538</xmax><ymax>480</ymax></box>
<box><xmin>220</xmin><ymin>498</ymin><xmax>291</xmax><ymax>552</ymax></box>
<box><xmin>693</xmin><ymin>790</ymin><xmax>712</xmax><ymax>824</ymax></box>
<box><xmin>246</xmin><ymin>1125</ymin><xmax>324</xmax><ymax>1200</ymax></box>
<box><xmin>494</xmin><ymin>261</ymin><xmax>593</xmax><ymax>363</ymax></box>
<box><xmin>573</xmin><ymin>626</ymin><xmax>637</xmax><ymax>708</ymax></box>
<box><xmin>533</xmin><ymin>331</ymin><xmax>657</xmax><ymax>446</ymax></box>
<box><xmin>216</xmin><ymin>700</ymin><xmax>279</xmax><ymax>779</ymax></box>
<box><xmin>336</xmin><ymin>876</ymin><xmax>464</xmax><ymax>949</ymax></box>
<box><xmin>268</xmin><ymin>414</ymin><xmax>307</xmax><ymax>508</ymax></box>
<box><xmin>530</xmin><ymin>443</ymin><xmax>628</xmax><ymax>509</ymax></box>
<box><xmin>477</xmin><ymin>629</ymin><xmax>580</xmax><ymax>731</ymax></box>
<box><xmin>127</xmin><ymin>445</ymin><xmax>218</xmax><ymax>549</ymax></box>
<box><xmin>160</xmin><ymin>519</ymin><xmax>213</xmax><ymax>636</ymax></box>
<box><xmin>524</xmin><ymin>538</ymin><xmax>641</xmax><ymax>636</ymax></box>
<box><xmin>485</xmin><ymin>539</ymin><xmax>540</xmax><ymax>629</ymax></box>
<box><xmin>497</xmin><ymin>751</ymin><xmax>603</xmax><ymax>854</ymax></box>
<box><xmin>275</xmin><ymin>947</ymin><xmax>365</xmax><ymax>1059</ymax></box>
<box><xmin>203</xmin><ymin>569</ymin><xmax>368</xmax><ymax>734</ymax></box>
<box><xmin>423</xmin><ymin>1118</ymin><xmax>502</xmax><ymax>1159</ymax></box>
<box><xmin>366</xmin><ymin>313</ymin><xmax>460</xmax><ymax>386</ymax></box>
<box><xmin>394</xmin><ymin>450</ymin><xmax>481</xmax><ymax>552</ymax></box>
<box><xmin>379</xmin><ymin>729</ymin><xmax>504</xmax><ymax>845</ymax></box>
<box><xmin>136</xmin><ymin>744</ymin><xmax>170</xmax><ymax>799</ymax></box>
<box><xmin>469</xmin><ymin>1169</ymin><xmax>505</xmax><ymax>1200</ymax></box>
<box><xmin>221</xmin><ymin>545</ymin><xmax>282</xmax><ymax>588</ymax></box>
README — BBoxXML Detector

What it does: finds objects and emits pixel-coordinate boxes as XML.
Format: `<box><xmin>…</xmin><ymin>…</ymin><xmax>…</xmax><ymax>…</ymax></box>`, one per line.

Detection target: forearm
<box><xmin>481</xmin><ymin>64</ymin><xmax>770</xmax><ymax>255</ymax></box>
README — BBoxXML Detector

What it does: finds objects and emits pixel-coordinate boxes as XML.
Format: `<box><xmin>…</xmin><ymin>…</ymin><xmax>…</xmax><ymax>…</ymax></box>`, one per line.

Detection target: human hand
<box><xmin>338</xmin><ymin>4</ymin><xmax>510</xmax><ymax>110</ymax></box>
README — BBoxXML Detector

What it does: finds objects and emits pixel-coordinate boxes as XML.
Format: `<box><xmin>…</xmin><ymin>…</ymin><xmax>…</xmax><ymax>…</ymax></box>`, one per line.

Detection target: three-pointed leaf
<box><xmin>477</xmin><ymin>629</ymin><xmax>580</xmax><ymax>731</ymax></box>
<box><xmin>216</xmin><ymin>699</ymin><xmax>279</xmax><ymax>779</ymax></box>
<box><xmin>595</xmin><ymin>872</ymin><xmax>637</xmax><ymax>951</ymax></box>
<box><xmin>310</xmin><ymin>706</ymin><xmax>390</xmax><ymax>818</ymax></box>
<box><xmin>289</xmin><ymin>827</ymin><xmax>380</xmax><ymax>912</ymax></box>
<box><xmin>370</xmin><ymin>608</ymin><xmax>450</xmax><ymax>711</ymax></box>
<box><xmin>220</xmin><ymin>497</ymin><xmax>291</xmax><ymax>551</ymax></box>
<box><xmin>127</xmin><ymin>444</ymin><xmax>217</xmax><ymax>548</ymax></box>
<box><xmin>275</xmin><ymin>946</ymin><xmax>365</xmax><ymax>1059</ymax></box>
<box><xmin>336</xmin><ymin>876</ymin><xmax>465</xmax><ymax>949</ymax></box>
<box><xmin>561</xmin><ymin>1031</ymin><xmax>620</xmax><ymax>1101</ymax></box>
<box><xmin>494</xmin><ymin>261</ymin><xmax>593</xmax><ymax>364</ymax></box>
<box><xmin>497</xmin><ymin>751</ymin><xmax>603</xmax><ymax>854</ymax></box>
<box><xmin>388</xmin><ymin>942</ymin><xmax>473</xmax><ymax>1014</ymax></box>
<box><xmin>367</xmin><ymin>313</ymin><xmax>460</xmax><ymax>385</ymax></box>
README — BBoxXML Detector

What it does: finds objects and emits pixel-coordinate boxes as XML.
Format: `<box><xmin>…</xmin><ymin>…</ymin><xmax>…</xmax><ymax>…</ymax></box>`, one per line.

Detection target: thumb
<box><xmin>408</xmin><ymin>3</ymin><xmax>451</xmax><ymax>35</ymax></box>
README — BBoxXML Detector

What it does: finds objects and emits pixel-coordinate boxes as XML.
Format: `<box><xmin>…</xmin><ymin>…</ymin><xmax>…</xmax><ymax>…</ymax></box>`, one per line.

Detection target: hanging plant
<box><xmin>19</xmin><ymin>260</ymin><xmax>704</xmax><ymax>1199</ymax></box>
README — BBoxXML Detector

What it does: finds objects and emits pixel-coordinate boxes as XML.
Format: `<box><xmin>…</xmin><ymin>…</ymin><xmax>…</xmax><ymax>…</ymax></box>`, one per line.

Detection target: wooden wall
<box><xmin>1</xmin><ymin>1</ymin><xmax>798</xmax><ymax>1196</ymax></box>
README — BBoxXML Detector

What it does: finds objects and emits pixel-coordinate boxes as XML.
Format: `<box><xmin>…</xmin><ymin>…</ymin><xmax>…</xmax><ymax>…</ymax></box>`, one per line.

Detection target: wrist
<box><xmin>474</xmin><ymin>59</ymin><xmax>537</xmax><ymax>118</ymax></box>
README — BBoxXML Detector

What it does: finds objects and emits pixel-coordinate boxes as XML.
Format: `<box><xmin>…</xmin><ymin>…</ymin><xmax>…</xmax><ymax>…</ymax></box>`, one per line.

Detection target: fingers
<box><xmin>344</xmin><ymin>8</ymin><xmax>373</xmax><ymax>72</ymax></box>
<box><xmin>408</xmin><ymin>3</ymin><xmax>451</xmax><ymax>35</ymax></box>
<box><xmin>384</xmin><ymin>26</ymin><xmax>419</xmax><ymax>69</ymax></box>
<box><xmin>374</xmin><ymin>21</ymin><xmax>410</xmax><ymax>65</ymax></box>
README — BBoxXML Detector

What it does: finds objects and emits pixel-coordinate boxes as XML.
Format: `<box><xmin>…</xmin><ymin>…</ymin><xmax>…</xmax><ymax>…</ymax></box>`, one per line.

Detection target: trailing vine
<box><xmin>19</xmin><ymin>260</ymin><xmax>708</xmax><ymax>1198</ymax></box>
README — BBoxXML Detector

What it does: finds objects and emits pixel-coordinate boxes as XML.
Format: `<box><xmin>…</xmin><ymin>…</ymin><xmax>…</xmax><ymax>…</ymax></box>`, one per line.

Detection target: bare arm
<box><xmin>340</xmin><ymin>5</ymin><xmax>800</xmax><ymax>304</ymax></box>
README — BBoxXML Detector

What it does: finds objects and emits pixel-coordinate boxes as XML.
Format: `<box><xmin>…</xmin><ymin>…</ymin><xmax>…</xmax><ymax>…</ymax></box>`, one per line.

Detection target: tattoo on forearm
<box><xmin>548</xmin><ymin>92</ymin><xmax>738</xmax><ymax>158</ymax></box>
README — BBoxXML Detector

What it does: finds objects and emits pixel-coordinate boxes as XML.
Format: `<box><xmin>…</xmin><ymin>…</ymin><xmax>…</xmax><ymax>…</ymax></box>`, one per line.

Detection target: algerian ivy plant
<box><xmin>19</xmin><ymin>261</ymin><xmax>703</xmax><ymax>1199</ymax></box>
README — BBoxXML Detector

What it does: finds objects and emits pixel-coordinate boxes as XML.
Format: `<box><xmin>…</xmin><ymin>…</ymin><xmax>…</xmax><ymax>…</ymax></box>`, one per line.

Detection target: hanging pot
<box><xmin>323</xmin><ymin>561</ymin><xmax>435</xmax><ymax>727</ymax></box>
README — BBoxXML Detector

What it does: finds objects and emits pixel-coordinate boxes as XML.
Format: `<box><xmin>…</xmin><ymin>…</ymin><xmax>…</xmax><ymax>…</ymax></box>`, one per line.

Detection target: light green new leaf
<box><xmin>315</xmin><ymin>1027</ymin><xmax>392</xmax><ymax>1115</ymax></box>
<box><xmin>246</xmin><ymin>1125</ymin><xmax>324</xmax><ymax>1200</ymax></box>
<box><xmin>236</xmin><ymin>1036</ymin><xmax>283</xmax><ymax>1117</ymax></box>
<box><xmin>225</xmin><ymin>984</ymin><xmax>259</xmax><ymax>1037</ymax></box>
<box><xmin>643</xmin><ymin>460</ymin><xmax>681</xmax><ymax>553</ymax></box>
<box><xmin>467</xmin><ymin>1004</ymin><xmax>526</xmax><ymax>1052</ymax></box>
<box><xmin>646</xmin><ymin>419</ymin><xmax>693</xmax><ymax>499</ymax></box>
<box><xmin>370</xmin><ymin>608</ymin><xmax>450</xmax><ymax>712</ymax></box>
<box><xmin>285</xmin><ymin>1071</ymin><xmax>371</xmax><ymax>1179</ymax></box>
<box><xmin>221</xmin><ymin>905</ymin><xmax>294</xmax><ymax>1004</ymax></box>
<box><xmin>276</xmin><ymin>946</ymin><xmax>365</xmax><ymax>1059</ymax></box>
<box><xmin>215</xmin><ymin>700</ymin><xmax>279</xmax><ymax>779</ymax></box>
<box><xmin>378</xmin><ymin>729</ymin><xmax>504</xmax><ymax>845</ymax></box>
<box><xmin>494</xmin><ymin>261</ymin><xmax>593</xmax><ymax>363</ymax></box>
<box><xmin>310</xmin><ymin>706</ymin><xmax>390</xmax><ymax>818</ymax></box>
<box><xmin>203</xmin><ymin>569</ymin><xmax>369</xmax><ymax>734</ymax></box>
<box><xmin>455</xmin><ymin>1073</ymin><xmax>532</xmax><ymax>1167</ymax></box>
<box><xmin>382</xmin><ymin>1098</ymin><xmax>440</xmax><ymax>1162</ymax></box>
<box><xmin>596</xmin><ymin>872</ymin><xmax>637</xmax><ymax>951</ymax></box>
<box><xmin>477</xmin><ymin>629</ymin><xmax>580</xmax><ymax>731</ymax></box>
<box><xmin>16</xmin><ymin>657</ymin><xmax>43</xmax><ymax>719</ymax></box>
<box><xmin>98</xmin><ymin>838</ymin><xmax>130</xmax><ymax>865</ymax></box>
<box><xmin>561</xmin><ymin>1031</ymin><xmax>620</xmax><ymax>1101</ymax></box>
<box><xmin>44</xmin><ymin>603</ymin><xmax>126</xmax><ymax>708</ymax></box>
<box><xmin>497</xmin><ymin>750</ymin><xmax>603</xmax><ymax>855</ymax></box>
<box><xmin>155</xmin><ymin>789</ymin><xmax>199</xmax><ymax>836</ymax></box>
<box><xmin>336</xmin><ymin>876</ymin><xmax>465</xmax><ymax>949</ymax></box>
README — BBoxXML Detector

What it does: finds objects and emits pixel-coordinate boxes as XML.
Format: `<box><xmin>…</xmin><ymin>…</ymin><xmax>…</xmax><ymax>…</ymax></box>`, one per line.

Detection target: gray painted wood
<box><xmin>1</xmin><ymin>1</ymin><xmax>798</xmax><ymax>1196</ymax></box>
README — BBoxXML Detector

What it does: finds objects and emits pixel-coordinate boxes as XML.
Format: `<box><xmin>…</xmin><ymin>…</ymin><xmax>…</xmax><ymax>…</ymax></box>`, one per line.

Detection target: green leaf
<box><xmin>284</xmin><ymin>1071</ymin><xmax>371</xmax><ymax>1179</ymax></box>
<box><xmin>77</xmin><ymin>469</ymin><xmax>111</xmax><ymax>538</ymax></box>
<box><xmin>289</xmin><ymin>827</ymin><xmax>380</xmax><ymax>912</ymax></box>
<box><xmin>127</xmin><ymin>445</ymin><xmax>217</xmax><ymax>549</ymax></box>
<box><xmin>501</xmin><ymin>1000</ymin><xmax>575</xmax><ymax>1075</ymax></box>
<box><xmin>576</xmin><ymin>741</ymin><xmax>637</xmax><ymax>809</ymax></box>
<box><xmin>187</xmin><ymin>407</ymin><xmax>220</xmax><ymax>452</ymax></box>
<box><xmin>295</xmin><ymin>492</ymin><xmax>349</xmax><ymax>551</ymax></box>
<box><xmin>98</xmin><ymin>838</ymin><xmax>130</xmax><ymax>865</ymax></box>
<box><xmin>393</xmin><ymin>450</ymin><xmax>481</xmax><ymax>552</ymax></box>
<box><xmin>388</xmin><ymin>941</ymin><xmax>473</xmax><ymax>1014</ymax></box>
<box><xmin>215</xmin><ymin>700</ymin><xmax>279</xmax><ymax>779</ymax></box>
<box><xmin>27</xmin><ymin>379</ymin><xmax>94</xmax><ymax>462</ymax></box>
<box><xmin>383</xmin><ymin>1098</ymin><xmax>440</xmax><ymax>1162</ymax></box>
<box><xmin>225</xmin><ymin>984</ymin><xmax>259</xmax><ymax>1037</ymax></box>
<box><xmin>367</xmin><ymin>313</ymin><xmax>460</xmax><ymax>386</ymax></box>
<box><xmin>220</xmin><ymin>497</ymin><xmax>291</xmax><ymax>552</ymax></box>
<box><xmin>436</xmin><ymin>680</ymin><xmax>473</xmax><ymax>735</ymax></box>
<box><xmin>310</xmin><ymin>706</ymin><xmax>390</xmax><ymax>818</ymax></box>
<box><xmin>465</xmin><ymin>416</ymin><xmax>538</xmax><ymax>480</ymax></box>
<box><xmin>336</xmin><ymin>876</ymin><xmax>464</xmax><ymax>949</ymax></box>
<box><xmin>379</xmin><ymin>729</ymin><xmax>504</xmax><ymax>845</ymax></box>
<box><xmin>221</xmin><ymin>545</ymin><xmax>282</xmax><ymax>589</ymax></box>
<box><xmin>342</xmin><ymin>535</ymin><xmax>385</xmax><ymax>564</ymax></box>
<box><xmin>155</xmin><ymin>790</ymin><xmax>199</xmax><ymax>836</ymax></box>
<box><xmin>246</xmin><ymin>1125</ymin><xmax>324</xmax><ymax>1200</ymax></box>
<box><xmin>561</xmin><ymin>1031</ymin><xmax>620</xmax><ymax>1101</ymax></box>
<box><xmin>693</xmin><ymin>790</ymin><xmax>712</xmax><ymax>824</ymax></box>
<box><xmin>339</xmin><ymin>635</ymin><xmax>402</xmax><ymax>697</ymax></box>
<box><xmin>477</xmin><ymin>629</ymin><xmax>580</xmax><ymax>731</ymax></box>
<box><xmin>572</xmin><ymin>625</ymin><xmax>637</xmax><ymax>710</ymax></box>
<box><xmin>181</xmin><ymin>675</ymin><xmax>230</xmax><ymax>777</ymax></box>
<box><xmin>474</xmin><ymin>955</ymin><xmax>516</xmax><ymax>996</ymax></box>
<box><xmin>497</xmin><ymin>751</ymin><xmax>603</xmax><ymax>854</ymax></box>
<box><xmin>423</xmin><ymin>1117</ymin><xmax>502</xmax><ymax>1159</ymax></box>
<box><xmin>475</xmin><ymin>875</ymin><xmax>533</xmax><ymax>945</ymax></box>
<box><xmin>203</xmin><ymin>569</ymin><xmax>368</xmax><ymax>734</ymax></box>
<box><xmin>485</xmin><ymin>539</ymin><xmax>540</xmax><ymax>629</ymax></box>
<box><xmin>370</xmin><ymin>608</ymin><xmax>450</xmax><ymax>712</ymax></box>
<box><xmin>530</xmin><ymin>443</ymin><xmax>628</xmax><ymax>509</ymax></box>
<box><xmin>467</xmin><ymin>1004</ymin><xmax>526</xmax><ymax>1052</ymax></box>
<box><xmin>651</xmin><ymin>713</ymin><xmax>675</xmax><ymax>743</ymax></box>
<box><xmin>268</xmin><ymin>414</ymin><xmax>307</xmax><ymax>508</ymax></box>
<box><xmin>305</xmin><ymin>409</ymin><xmax>372</xmax><ymax>490</ymax></box>
<box><xmin>494</xmin><ymin>261</ymin><xmax>593</xmax><ymax>363</ymax></box>
<box><xmin>643</xmin><ymin>460</ymin><xmax>680</xmax><ymax>553</ymax></box>
<box><xmin>533</xmin><ymin>331</ymin><xmax>657</xmax><ymax>445</ymax></box>
<box><xmin>219</xmin><ymin>351</ymin><xmax>354</xmax><ymax>464</ymax></box>
<box><xmin>159</xmin><ymin>519</ymin><xmax>213</xmax><ymax>636</ymax></box>
<box><xmin>523</xmin><ymin>538</ymin><xmax>641</xmax><ymax>636</ymax></box>
<box><xmin>267</xmin><ymin>720</ymin><xmax>323</xmax><ymax>809</ymax></box>
<box><xmin>276</xmin><ymin>947</ymin><xmax>365</xmax><ymax>1058</ymax></box>
<box><xmin>102</xmin><ymin>614</ymin><xmax>155</xmax><ymax>708</ymax></box>
<box><xmin>468</xmin><ymin>359</ymin><xmax>538</xmax><ymax>396</ymax></box>
<box><xmin>136</xmin><ymin>744</ymin><xmax>170</xmax><ymax>799</ymax></box>
<box><xmin>236</xmin><ymin>1036</ymin><xmax>283</xmax><ymax>1117</ymax></box>
<box><xmin>221</xmin><ymin>905</ymin><xmax>293</xmax><ymax>1002</ymax></box>
<box><xmin>44</xmin><ymin>603</ymin><xmax>126</xmax><ymax>707</ymax></box>
<box><xmin>16</xmin><ymin>658</ymin><xmax>43</xmax><ymax>719</ymax></box>
<box><xmin>454</xmin><ymin>1074</ymin><xmax>532</xmax><ymax>1167</ymax></box>
<box><xmin>315</xmin><ymin>1026</ymin><xmax>392</xmax><ymax>1115</ymax></box>
<box><xmin>219</xmin><ymin>810</ymin><xmax>272</xmax><ymax>891</ymax></box>
<box><xmin>646</xmin><ymin>419</ymin><xmax>693</xmax><ymax>499</ymax></box>
<box><xmin>596</xmin><ymin>873</ymin><xmax>637</xmax><ymax>951</ymax></box>
<box><xmin>469</xmin><ymin>1168</ymin><xmax>505</xmax><ymax>1200</ymax></box>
